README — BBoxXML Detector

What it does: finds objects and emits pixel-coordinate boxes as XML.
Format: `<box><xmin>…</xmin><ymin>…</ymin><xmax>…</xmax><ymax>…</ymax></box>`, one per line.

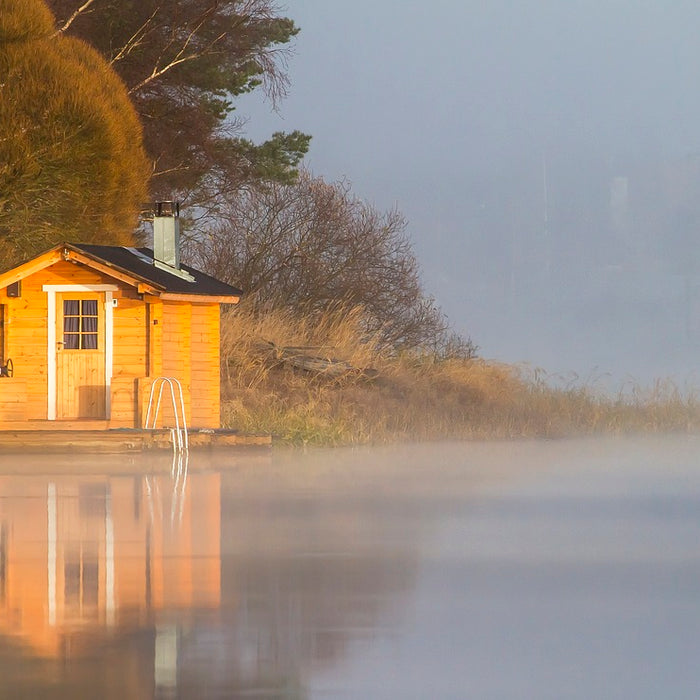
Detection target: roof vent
<box><xmin>153</xmin><ymin>201</ymin><xmax>180</xmax><ymax>269</ymax></box>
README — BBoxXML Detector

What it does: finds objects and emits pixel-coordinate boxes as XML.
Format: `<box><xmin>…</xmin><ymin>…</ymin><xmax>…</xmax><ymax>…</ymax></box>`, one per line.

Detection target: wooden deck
<box><xmin>0</xmin><ymin>426</ymin><xmax>271</xmax><ymax>453</ymax></box>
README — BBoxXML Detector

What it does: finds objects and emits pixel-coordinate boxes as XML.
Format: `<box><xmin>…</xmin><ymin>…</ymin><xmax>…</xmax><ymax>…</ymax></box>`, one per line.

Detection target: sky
<box><xmin>240</xmin><ymin>1</ymin><xmax>700</xmax><ymax>388</ymax></box>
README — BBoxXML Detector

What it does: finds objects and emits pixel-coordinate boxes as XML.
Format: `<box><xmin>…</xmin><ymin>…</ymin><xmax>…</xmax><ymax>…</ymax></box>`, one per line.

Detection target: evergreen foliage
<box><xmin>46</xmin><ymin>0</ymin><xmax>310</xmax><ymax>203</ymax></box>
<box><xmin>0</xmin><ymin>0</ymin><xmax>150</xmax><ymax>266</ymax></box>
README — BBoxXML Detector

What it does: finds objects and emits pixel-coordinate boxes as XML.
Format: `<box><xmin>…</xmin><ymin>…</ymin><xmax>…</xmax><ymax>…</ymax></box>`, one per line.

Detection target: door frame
<box><xmin>43</xmin><ymin>284</ymin><xmax>117</xmax><ymax>420</ymax></box>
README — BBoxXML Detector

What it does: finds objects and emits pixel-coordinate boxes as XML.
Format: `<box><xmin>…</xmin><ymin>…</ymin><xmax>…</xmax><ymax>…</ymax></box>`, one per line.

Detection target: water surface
<box><xmin>0</xmin><ymin>437</ymin><xmax>699</xmax><ymax>698</ymax></box>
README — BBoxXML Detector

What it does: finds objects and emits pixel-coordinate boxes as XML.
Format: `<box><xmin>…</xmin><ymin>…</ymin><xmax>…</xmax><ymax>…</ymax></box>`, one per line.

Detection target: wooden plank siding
<box><xmin>0</xmin><ymin>264</ymin><xmax>48</xmax><ymax>420</ymax></box>
<box><xmin>0</xmin><ymin>379</ymin><xmax>27</xmax><ymax>421</ymax></box>
<box><xmin>109</xmin><ymin>377</ymin><xmax>139</xmax><ymax>428</ymax></box>
<box><xmin>0</xmin><ymin>258</ymin><xmax>227</xmax><ymax>430</ymax></box>
<box><xmin>190</xmin><ymin>304</ymin><xmax>221</xmax><ymax>428</ymax></box>
<box><xmin>109</xmin><ymin>295</ymin><xmax>148</xmax><ymax>428</ymax></box>
<box><xmin>112</xmin><ymin>296</ymin><xmax>148</xmax><ymax>378</ymax></box>
<box><xmin>161</xmin><ymin>301</ymin><xmax>192</xmax><ymax>426</ymax></box>
<box><xmin>4</xmin><ymin>291</ymin><xmax>49</xmax><ymax>419</ymax></box>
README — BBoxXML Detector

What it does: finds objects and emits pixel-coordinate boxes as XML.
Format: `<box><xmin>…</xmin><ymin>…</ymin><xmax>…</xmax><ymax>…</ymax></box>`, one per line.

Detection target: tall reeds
<box><xmin>220</xmin><ymin>304</ymin><xmax>700</xmax><ymax>445</ymax></box>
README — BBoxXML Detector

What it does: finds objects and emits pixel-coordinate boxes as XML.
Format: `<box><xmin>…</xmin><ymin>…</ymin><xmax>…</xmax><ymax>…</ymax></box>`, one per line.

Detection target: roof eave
<box><xmin>159</xmin><ymin>292</ymin><xmax>241</xmax><ymax>304</ymax></box>
<box><xmin>0</xmin><ymin>247</ymin><xmax>64</xmax><ymax>289</ymax></box>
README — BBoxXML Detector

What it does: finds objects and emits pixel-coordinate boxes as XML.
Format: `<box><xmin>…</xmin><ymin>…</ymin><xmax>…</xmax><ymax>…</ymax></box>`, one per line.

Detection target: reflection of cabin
<box><xmin>0</xmin><ymin>204</ymin><xmax>241</xmax><ymax>429</ymax></box>
<box><xmin>0</xmin><ymin>472</ymin><xmax>221</xmax><ymax>658</ymax></box>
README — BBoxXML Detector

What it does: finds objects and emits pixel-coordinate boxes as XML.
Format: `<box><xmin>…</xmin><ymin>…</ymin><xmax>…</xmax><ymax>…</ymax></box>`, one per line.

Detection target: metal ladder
<box><xmin>144</xmin><ymin>377</ymin><xmax>189</xmax><ymax>452</ymax></box>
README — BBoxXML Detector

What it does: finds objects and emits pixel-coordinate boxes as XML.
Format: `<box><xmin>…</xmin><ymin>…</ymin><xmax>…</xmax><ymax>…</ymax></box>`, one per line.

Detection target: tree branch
<box><xmin>111</xmin><ymin>10</ymin><xmax>160</xmax><ymax>65</ymax></box>
<box><xmin>52</xmin><ymin>0</ymin><xmax>98</xmax><ymax>35</ymax></box>
<box><xmin>127</xmin><ymin>4</ymin><xmax>225</xmax><ymax>94</ymax></box>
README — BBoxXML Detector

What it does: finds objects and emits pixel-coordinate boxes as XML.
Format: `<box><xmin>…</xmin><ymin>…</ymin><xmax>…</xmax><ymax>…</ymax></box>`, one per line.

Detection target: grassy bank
<box><xmin>220</xmin><ymin>306</ymin><xmax>700</xmax><ymax>445</ymax></box>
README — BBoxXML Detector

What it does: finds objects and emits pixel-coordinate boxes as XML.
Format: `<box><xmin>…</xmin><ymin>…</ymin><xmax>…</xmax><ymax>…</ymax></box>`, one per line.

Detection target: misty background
<box><xmin>241</xmin><ymin>1</ymin><xmax>700</xmax><ymax>387</ymax></box>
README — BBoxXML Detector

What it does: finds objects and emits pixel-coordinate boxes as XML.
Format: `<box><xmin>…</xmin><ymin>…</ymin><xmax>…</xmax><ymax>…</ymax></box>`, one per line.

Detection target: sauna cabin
<box><xmin>0</xmin><ymin>204</ymin><xmax>241</xmax><ymax>429</ymax></box>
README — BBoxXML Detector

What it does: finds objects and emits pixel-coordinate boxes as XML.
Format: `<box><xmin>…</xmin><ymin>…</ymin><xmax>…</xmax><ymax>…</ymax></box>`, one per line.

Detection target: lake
<box><xmin>0</xmin><ymin>436</ymin><xmax>699</xmax><ymax>698</ymax></box>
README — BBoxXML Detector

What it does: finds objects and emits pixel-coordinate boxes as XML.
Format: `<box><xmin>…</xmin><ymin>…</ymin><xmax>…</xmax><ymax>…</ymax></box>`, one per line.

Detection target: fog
<box><xmin>240</xmin><ymin>1</ymin><xmax>700</xmax><ymax>387</ymax></box>
<box><xmin>2</xmin><ymin>439</ymin><xmax>700</xmax><ymax>697</ymax></box>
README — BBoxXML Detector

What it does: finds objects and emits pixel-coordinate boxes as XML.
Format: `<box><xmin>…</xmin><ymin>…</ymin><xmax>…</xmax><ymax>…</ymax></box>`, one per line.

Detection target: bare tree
<box><xmin>190</xmin><ymin>172</ymin><xmax>474</xmax><ymax>353</ymax></box>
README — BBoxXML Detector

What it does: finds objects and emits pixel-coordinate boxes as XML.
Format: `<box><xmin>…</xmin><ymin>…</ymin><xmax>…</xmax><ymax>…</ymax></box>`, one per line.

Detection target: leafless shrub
<box><xmin>192</xmin><ymin>171</ymin><xmax>474</xmax><ymax>352</ymax></box>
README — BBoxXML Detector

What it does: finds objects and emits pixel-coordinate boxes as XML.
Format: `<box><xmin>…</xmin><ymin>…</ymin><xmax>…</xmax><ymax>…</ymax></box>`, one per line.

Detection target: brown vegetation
<box><xmin>0</xmin><ymin>0</ymin><xmax>150</xmax><ymax>266</ymax></box>
<box><xmin>193</xmin><ymin>172</ymin><xmax>473</xmax><ymax>353</ymax></box>
<box><xmin>220</xmin><ymin>305</ymin><xmax>700</xmax><ymax>445</ymax></box>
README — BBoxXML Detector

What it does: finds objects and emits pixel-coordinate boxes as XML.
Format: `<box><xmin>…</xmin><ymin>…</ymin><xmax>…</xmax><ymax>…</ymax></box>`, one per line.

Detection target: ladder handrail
<box><xmin>145</xmin><ymin>377</ymin><xmax>189</xmax><ymax>452</ymax></box>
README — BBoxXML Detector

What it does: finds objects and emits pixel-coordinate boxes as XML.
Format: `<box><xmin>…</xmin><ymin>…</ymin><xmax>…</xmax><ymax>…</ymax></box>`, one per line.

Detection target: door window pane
<box><xmin>64</xmin><ymin>300</ymin><xmax>79</xmax><ymax>316</ymax></box>
<box><xmin>63</xmin><ymin>299</ymin><xmax>99</xmax><ymax>349</ymax></box>
<box><xmin>64</xmin><ymin>334</ymin><xmax>80</xmax><ymax>350</ymax></box>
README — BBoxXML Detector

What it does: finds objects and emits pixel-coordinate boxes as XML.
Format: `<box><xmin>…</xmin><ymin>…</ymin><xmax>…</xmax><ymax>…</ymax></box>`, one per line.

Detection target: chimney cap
<box><xmin>154</xmin><ymin>201</ymin><xmax>179</xmax><ymax>217</ymax></box>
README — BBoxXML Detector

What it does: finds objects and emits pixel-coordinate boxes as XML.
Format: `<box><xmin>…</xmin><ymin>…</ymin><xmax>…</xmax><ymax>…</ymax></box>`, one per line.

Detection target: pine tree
<box><xmin>46</xmin><ymin>0</ymin><xmax>310</xmax><ymax>205</ymax></box>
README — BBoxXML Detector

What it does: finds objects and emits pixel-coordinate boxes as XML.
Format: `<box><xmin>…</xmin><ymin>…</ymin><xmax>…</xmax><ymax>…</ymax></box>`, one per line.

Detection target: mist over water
<box><xmin>237</xmin><ymin>2</ymin><xmax>700</xmax><ymax>389</ymax></box>
<box><xmin>1</xmin><ymin>438</ymin><xmax>700</xmax><ymax>697</ymax></box>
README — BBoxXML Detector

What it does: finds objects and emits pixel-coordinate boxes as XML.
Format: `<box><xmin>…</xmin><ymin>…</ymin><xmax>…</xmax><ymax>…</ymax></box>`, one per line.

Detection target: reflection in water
<box><xmin>1</xmin><ymin>438</ymin><xmax>699</xmax><ymax>698</ymax></box>
<box><xmin>0</xmin><ymin>447</ymin><xmax>423</xmax><ymax>698</ymax></box>
<box><xmin>0</xmin><ymin>452</ymin><xmax>222</xmax><ymax>697</ymax></box>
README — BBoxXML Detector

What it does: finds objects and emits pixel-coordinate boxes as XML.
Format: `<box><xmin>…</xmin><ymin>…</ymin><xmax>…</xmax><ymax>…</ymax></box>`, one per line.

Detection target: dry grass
<box><xmin>220</xmin><ymin>305</ymin><xmax>700</xmax><ymax>445</ymax></box>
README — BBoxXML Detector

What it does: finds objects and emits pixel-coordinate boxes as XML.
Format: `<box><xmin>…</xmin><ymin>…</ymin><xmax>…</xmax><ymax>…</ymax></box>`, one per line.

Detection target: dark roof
<box><xmin>72</xmin><ymin>244</ymin><xmax>242</xmax><ymax>298</ymax></box>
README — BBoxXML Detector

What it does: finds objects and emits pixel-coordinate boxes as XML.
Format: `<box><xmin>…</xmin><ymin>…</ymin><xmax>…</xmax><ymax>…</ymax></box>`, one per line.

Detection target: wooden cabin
<box><xmin>0</xmin><ymin>205</ymin><xmax>241</xmax><ymax>430</ymax></box>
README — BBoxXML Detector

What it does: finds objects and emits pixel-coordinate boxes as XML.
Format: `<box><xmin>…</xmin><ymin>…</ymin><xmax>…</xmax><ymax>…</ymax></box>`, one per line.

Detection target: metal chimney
<box><xmin>153</xmin><ymin>201</ymin><xmax>180</xmax><ymax>269</ymax></box>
